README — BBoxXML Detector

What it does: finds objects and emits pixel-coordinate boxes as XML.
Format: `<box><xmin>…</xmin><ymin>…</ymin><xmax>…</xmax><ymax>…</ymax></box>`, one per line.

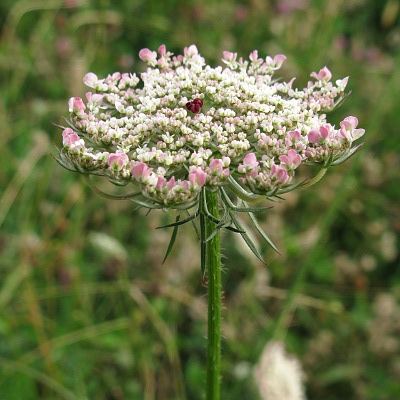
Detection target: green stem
<box><xmin>205</xmin><ymin>189</ymin><xmax>222</xmax><ymax>400</ymax></box>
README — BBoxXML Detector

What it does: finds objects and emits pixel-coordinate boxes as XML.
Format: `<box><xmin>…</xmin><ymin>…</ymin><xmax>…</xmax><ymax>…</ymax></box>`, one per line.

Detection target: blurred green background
<box><xmin>1</xmin><ymin>0</ymin><xmax>399</xmax><ymax>399</ymax></box>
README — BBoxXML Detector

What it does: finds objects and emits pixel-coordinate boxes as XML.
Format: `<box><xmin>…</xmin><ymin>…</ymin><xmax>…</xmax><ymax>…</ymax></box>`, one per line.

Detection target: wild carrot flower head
<box><xmin>57</xmin><ymin>44</ymin><xmax>363</xmax><ymax>207</ymax></box>
<box><xmin>56</xmin><ymin>44</ymin><xmax>364</xmax><ymax>261</ymax></box>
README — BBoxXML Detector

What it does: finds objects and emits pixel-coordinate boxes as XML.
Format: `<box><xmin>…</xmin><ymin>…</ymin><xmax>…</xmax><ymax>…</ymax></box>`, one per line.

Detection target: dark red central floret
<box><xmin>186</xmin><ymin>98</ymin><xmax>203</xmax><ymax>114</ymax></box>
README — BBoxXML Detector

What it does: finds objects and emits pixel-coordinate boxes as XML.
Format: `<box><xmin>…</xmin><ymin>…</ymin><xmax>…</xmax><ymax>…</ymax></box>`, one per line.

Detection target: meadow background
<box><xmin>1</xmin><ymin>0</ymin><xmax>399</xmax><ymax>399</ymax></box>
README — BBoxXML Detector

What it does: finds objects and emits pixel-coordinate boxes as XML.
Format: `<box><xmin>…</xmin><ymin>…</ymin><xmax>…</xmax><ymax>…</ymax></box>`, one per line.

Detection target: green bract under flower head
<box><xmin>56</xmin><ymin>44</ymin><xmax>364</xmax><ymax>210</ymax></box>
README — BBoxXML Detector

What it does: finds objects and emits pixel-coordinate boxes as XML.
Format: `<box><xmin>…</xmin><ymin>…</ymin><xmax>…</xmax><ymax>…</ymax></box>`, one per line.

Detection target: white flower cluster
<box><xmin>58</xmin><ymin>44</ymin><xmax>364</xmax><ymax>208</ymax></box>
<box><xmin>254</xmin><ymin>341</ymin><xmax>306</xmax><ymax>400</ymax></box>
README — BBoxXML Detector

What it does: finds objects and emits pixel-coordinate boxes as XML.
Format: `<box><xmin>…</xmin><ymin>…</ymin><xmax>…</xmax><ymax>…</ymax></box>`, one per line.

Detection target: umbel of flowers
<box><xmin>56</xmin><ymin>44</ymin><xmax>364</xmax><ymax>399</ymax></box>
<box><xmin>58</xmin><ymin>44</ymin><xmax>363</xmax><ymax>211</ymax></box>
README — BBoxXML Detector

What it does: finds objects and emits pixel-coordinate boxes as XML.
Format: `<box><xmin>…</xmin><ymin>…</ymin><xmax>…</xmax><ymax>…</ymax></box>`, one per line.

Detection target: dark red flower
<box><xmin>186</xmin><ymin>98</ymin><xmax>203</xmax><ymax>114</ymax></box>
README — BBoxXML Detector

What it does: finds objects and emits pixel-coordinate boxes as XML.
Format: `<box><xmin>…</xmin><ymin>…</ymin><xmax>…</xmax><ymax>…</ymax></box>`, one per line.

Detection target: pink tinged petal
<box><xmin>352</xmin><ymin>128</ymin><xmax>365</xmax><ymax>140</ymax></box>
<box><xmin>307</xmin><ymin>129</ymin><xmax>321</xmax><ymax>144</ymax></box>
<box><xmin>289</xmin><ymin>130</ymin><xmax>301</xmax><ymax>140</ymax></box>
<box><xmin>156</xmin><ymin>177</ymin><xmax>167</xmax><ymax>190</ymax></box>
<box><xmin>222</xmin><ymin>157</ymin><xmax>231</xmax><ymax>167</ymax></box>
<box><xmin>91</xmin><ymin>94</ymin><xmax>104</xmax><ymax>104</ymax></box>
<box><xmin>287</xmin><ymin>130</ymin><xmax>301</xmax><ymax>145</ymax></box>
<box><xmin>339</xmin><ymin>121</ymin><xmax>352</xmax><ymax>140</ymax></box>
<box><xmin>138</xmin><ymin>48</ymin><xmax>157</xmax><ymax>65</ymax></box>
<box><xmin>273</xmin><ymin>54</ymin><xmax>286</xmax><ymax>68</ymax></box>
<box><xmin>131</xmin><ymin>162</ymin><xmax>152</xmax><ymax>179</ymax></box>
<box><xmin>287</xmin><ymin>77</ymin><xmax>296</xmax><ymax>90</ymax></box>
<box><xmin>342</xmin><ymin>76</ymin><xmax>349</xmax><ymax>86</ymax></box>
<box><xmin>279</xmin><ymin>150</ymin><xmax>301</xmax><ymax>170</ymax></box>
<box><xmin>68</xmin><ymin>97</ymin><xmax>86</xmax><ymax>113</ymax></box>
<box><xmin>344</xmin><ymin>116</ymin><xmax>359</xmax><ymax>128</ymax></box>
<box><xmin>265</xmin><ymin>55</ymin><xmax>273</xmax><ymax>65</ymax></box>
<box><xmin>279</xmin><ymin>155</ymin><xmax>289</xmax><ymax>165</ymax></box>
<box><xmin>222</xmin><ymin>51</ymin><xmax>237</xmax><ymax>62</ymax></box>
<box><xmin>62</xmin><ymin>127</ymin><xmax>74</xmax><ymax>141</ymax></box>
<box><xmin>189</xmin><ymin>169</ymin><xmax>207</xmax><ymax>188</ymax></box>
<box><xmin>287</xmin><ymin>149</ymin><xmax>302</xmax><ymax>167</ymax></box>
<box><xmin>83</xmin><ymin>72</ymin><xmax>98</xmax><ymax>88</ymax></box>
<box><xmin>319</xmin><ymin>66</ymin><xmax>332</xmax><ymax>80</ymax></box>
<box><xmin>287</xmin><ymin>149</ymin><xmax>297</xmax><ymax>161</ymax></box>
<box><xmin>85</xmin><ymin>92</ymin><xmax>104</xmax><ymax>105</ymax></box>
<box><xmin>243</xmin><ymin>153</ymin><xmax>259</xmax><ymax>168</ymax></box>
<box><xmin>180</xmin><ymin>181</ymin><xmax>189</xmax><ymax>191</ymax></box>
<box><xmin>108</xmin><ymin>153</ymin><xmax>128</xmax><ymax>171</ymax></box>
<box><xmin>184</xmin><ymin>44</ymin><xmax>198</xmax><ymax>57</ymax></box>
<box><xmin>62</xmin><ymin>128</ymin><xmax>80</xmax><ymax>146</ymax></box>
<box><xmin>249</xmin><ymin>50</ymin><xmax>259</xmax><ymax>62</ymax></box>
<box><xmin>158</xmin><ymin>44</ymin><xmax>166</xmax><ymax>56</ymax></box>
<box><xmin>340</xmin><ymin>120</ymin><xmax>352</xmax><ymax>131</ymax></box>
<box><xmin>310</xmin><ymin>66</ymin><xmax>332</xmax><ymax>81</ymax></box>
<box><xmin>277</xmin><ymin>168</ymin><xmax>289</xmax><ymax>184</ymax></box>
<box><xmin>319</xmin><ymin>125</ymin><xmax>330</xmax><ymax>139</ymax></box>
<box><xmin>167</xmin><ymin>176</ymin><xmax>176</xmax><ymax>190</ymax></box>
<box><xmin>339</xmin><ymin>127</ymin><xmax>351</xmax><ymax>141</ymax></box>
<box><xmin>209</xmin><ymin>159</ymin><xmax>223</xmax><ymax>174</ymax></box>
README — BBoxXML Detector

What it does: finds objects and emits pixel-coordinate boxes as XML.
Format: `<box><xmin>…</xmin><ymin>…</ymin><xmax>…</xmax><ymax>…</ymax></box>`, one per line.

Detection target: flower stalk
<box><xmin>205</xmin><ymin>189</ymin><xmax>222</xmax><ymax>400</ymax></box>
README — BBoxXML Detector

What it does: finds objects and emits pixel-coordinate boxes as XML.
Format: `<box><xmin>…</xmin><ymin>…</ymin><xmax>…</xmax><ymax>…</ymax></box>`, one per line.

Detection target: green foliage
<box><xmin>1</xmin><ymin>0</ymin><xmax>400</xmax><ymax>399</ymax></box>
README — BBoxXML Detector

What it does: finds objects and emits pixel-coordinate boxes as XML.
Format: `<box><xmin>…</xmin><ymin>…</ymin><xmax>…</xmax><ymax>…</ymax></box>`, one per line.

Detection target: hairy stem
<box><xmin>205</xmin><ymin>189</ymin><xmax>222</xmax><ymax>400</ymax></box>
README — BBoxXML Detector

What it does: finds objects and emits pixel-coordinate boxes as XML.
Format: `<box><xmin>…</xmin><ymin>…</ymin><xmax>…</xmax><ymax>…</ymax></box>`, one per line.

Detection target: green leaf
<box><xmin>331</xmin><ymin>143</ymin><xmax>364</xmax><ymax>165</ymax></box>
<box><xmin>245</xmin><ymin>203</ymin><xmax>280</xmax><ymax>253</ymax></box>
<box><xmin>156</xmin><ymin>212</ymin><xmax>198</xmax><ymax>229</ymax></box>
<box><xmin>130</xmin><ymin>198</ymin><xmax>165</xmax><ymax>209</ymax></box>
<box><xmin>221</xmin><ymin>188</ymin><xmax>271</xmax><ymax>213</ymax></box>
<box><xmin>229</xmin><ymin>211</ymin><xmax>265</xmax><ymax>263</ymax></box>
<box><xmin>162</xmin><ymin>215</ymin><xmax>180</xmax><ymax>264</ymax></box>
<box><xmin>84</xmin><ymin>175</ymin><xmax>141</xmax><ymax>200</ymax></box>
